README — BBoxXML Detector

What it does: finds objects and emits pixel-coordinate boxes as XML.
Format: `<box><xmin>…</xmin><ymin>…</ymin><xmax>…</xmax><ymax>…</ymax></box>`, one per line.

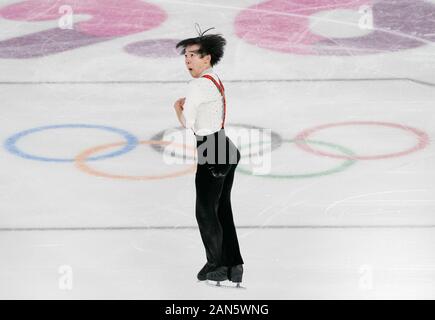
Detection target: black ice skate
<box><xmin>228</xmin><ymin>264</ymin><xmax>243</xmax><ymax>287</ymax></box>
<box><xmin>206</xmin><ymin>266</ymin><xmax>228</xmax><ymax>286</ymax></box>
<box><xmin>197</xmin><ymin>262</ymin><xmax>216</xmax><ymax>281</ymax></box>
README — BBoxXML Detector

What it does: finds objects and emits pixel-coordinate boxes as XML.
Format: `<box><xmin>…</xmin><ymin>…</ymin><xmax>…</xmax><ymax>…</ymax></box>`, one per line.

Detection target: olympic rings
<box><xmin>294</xmin><ymin>121</ymin><xmax>430</xmax><ymax>160</ymax></box>
<box><xmin>2</xmin><ymin>121</ymin><xmax>430</xmax><ymax>180</ymax></box>
<box><xmin>236</xmin><ymin>139</ymin><xmax>357</xmax><ymax>178</ymax></box>
<box><xmin>75</xmin><ymin>140</ymin><xmax>197</xmax><ymax>180</ymax></box>
<box><xmin>4</xmin><ymin>124</ymin><xmax>139</xmax><ymax>162</ymax></box>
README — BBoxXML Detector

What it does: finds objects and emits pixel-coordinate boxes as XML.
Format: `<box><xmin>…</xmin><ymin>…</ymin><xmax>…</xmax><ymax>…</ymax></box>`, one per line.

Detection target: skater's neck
<box><xmin>199</xmin><ymin>66</ymin><xmax>213</xmax><ymax>77</ymax></box>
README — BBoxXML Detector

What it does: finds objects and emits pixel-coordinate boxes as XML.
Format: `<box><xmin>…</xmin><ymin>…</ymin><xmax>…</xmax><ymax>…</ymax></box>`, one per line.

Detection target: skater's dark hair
<box><xmin>176</xmin><ymin>23</ymin><xmax>226</xmax><ymax>66</ymax></box>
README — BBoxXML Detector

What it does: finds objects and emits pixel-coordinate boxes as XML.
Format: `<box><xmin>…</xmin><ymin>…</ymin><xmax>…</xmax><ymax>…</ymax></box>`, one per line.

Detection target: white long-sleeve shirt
<box><xmin>182</xmin><ymin>67</ymin><xmax>225</xmax><ymax>136</ymax></box>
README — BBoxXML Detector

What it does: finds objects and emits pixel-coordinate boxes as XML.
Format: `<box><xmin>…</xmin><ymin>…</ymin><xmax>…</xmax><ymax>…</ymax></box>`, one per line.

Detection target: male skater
<box><xmin>173</xmin><ymin>26</ymin><xmax>244</xmax><ymax>286</ymax></box>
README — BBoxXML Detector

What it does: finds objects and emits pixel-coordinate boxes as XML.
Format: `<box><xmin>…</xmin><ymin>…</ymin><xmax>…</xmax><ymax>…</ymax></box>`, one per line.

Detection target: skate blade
<box><xmin>204</xmin><ymin>280</ymin><xmax>246</xmax><ymax>289</ymax></box>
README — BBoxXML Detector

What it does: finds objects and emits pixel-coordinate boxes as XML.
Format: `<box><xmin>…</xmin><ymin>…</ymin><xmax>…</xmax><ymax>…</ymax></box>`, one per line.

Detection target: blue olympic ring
<box><xmin>4</xmin><ymin>124</ymin><xmax>139</xmax><ymax>162</ymax></box>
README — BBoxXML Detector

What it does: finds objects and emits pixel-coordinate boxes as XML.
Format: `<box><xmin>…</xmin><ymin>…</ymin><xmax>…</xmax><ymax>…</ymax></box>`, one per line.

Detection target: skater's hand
<box><xmin>174</xmin><ymin>97</ymin><xmax>186</xmax><ymax>111</ymax></box>
<box><xmin>173</xmin><ymin>97</ymin><xmax>187</xmax><ymax>128</ymax></box>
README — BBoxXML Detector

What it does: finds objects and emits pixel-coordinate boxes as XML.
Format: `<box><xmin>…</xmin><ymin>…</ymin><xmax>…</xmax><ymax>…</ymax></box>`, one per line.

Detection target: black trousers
<box><xmin>195</xmin><ymin>128</ymin><xmax>244</xmax><ymax>267</ymax></box>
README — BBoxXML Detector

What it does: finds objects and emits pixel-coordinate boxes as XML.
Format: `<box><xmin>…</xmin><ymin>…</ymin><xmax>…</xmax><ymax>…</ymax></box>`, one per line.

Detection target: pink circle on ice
<box><xmin>0</xmin><ymin>0</ymin><xmax>167</xmax><ymax>37</ymax></box>
<box><xmin>234</xmin><ymin>0</ymin><xmax>435</xmax><ymax>55</ymax></box>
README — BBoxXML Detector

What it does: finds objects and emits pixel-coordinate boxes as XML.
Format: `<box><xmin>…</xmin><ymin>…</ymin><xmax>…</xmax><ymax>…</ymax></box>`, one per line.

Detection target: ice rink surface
<box><xmin>0</xmin><ymin>0</ymin><xmax>434</xmax><ymax>299</ymax></box>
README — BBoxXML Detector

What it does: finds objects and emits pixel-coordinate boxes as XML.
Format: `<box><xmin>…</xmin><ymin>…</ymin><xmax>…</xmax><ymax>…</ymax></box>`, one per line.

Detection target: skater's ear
<box><xmin>201</xmin><ymin>53</ymin><xmax>211</xmax><ymax>66</ymax></box>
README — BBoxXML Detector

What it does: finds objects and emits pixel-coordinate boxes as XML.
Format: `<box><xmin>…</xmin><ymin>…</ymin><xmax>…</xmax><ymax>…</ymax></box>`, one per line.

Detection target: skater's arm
<box><xmin>179</xmin><ymin>80</ymin><xmax>204</xmax><ymax>129</ymax></box>
<box><xmin>173</xmin><ymin>99</ymin><xmax>187</xmax><ymax>127</ymax></box>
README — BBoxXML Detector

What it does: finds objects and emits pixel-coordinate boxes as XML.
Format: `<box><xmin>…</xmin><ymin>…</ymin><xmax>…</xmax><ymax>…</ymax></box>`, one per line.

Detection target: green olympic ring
<box><xmin>236</xmin><ymin>138</ymin><xmax>357</xmax><ymax>178</ymax></box>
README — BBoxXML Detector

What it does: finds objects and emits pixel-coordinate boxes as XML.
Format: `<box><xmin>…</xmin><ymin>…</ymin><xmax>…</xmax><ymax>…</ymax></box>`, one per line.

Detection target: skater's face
<box><xmin>184</xmin><ymin>44</ymin><xmax>211</xmax><ymax>78</ymax></box>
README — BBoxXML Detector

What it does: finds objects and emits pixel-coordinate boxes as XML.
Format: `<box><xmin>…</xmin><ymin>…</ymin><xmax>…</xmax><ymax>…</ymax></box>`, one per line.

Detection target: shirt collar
<box><xmin>199</xmin><ymin>67</ymin><xmax>213</xmax><ymax>77</ymax></box>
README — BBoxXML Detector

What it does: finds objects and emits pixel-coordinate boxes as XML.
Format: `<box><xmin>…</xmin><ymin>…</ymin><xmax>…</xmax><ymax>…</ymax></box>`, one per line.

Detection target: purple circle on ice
<box><xmin>124</xmin><ymin>39</ymin><xmax>180</xmax><ymax>58</ymax></box>
<box><xmin>0</xmin><ymin>29</ymin><xmax>111</xmax><ymax>59</ymax></box>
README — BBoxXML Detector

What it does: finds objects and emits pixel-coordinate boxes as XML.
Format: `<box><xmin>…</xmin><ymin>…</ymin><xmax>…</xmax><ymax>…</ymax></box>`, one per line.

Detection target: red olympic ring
<box><xmin>294</xmin><ymin>121</ymin><xmax>429</xmax><ymax>160</ymax></box>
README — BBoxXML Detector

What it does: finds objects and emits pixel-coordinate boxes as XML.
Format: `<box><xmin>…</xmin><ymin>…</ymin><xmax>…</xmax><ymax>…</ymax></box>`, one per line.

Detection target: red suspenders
<box><xmin>201</xmin><ymin>74</ymin><xmax>226</xmax><ymax>129</ymax></box>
